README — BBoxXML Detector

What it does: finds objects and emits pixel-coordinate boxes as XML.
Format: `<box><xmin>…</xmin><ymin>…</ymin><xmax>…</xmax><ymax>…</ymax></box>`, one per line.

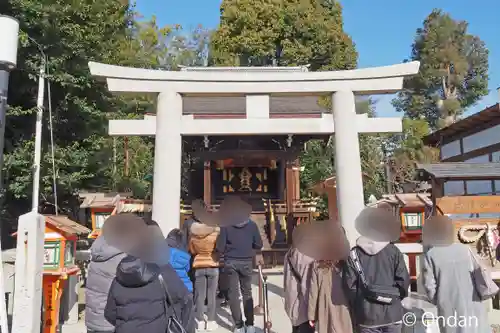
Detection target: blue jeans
<box><xmin>194</xmin><ymin>268</ymin><xmax>219</xmax><ymax>321</ymax></box>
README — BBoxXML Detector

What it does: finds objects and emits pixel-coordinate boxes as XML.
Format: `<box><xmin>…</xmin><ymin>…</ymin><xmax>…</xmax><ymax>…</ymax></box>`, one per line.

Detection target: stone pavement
<box><xmin>61</xmin><ymin>267</ymin><xmax>500</xmax><ymax>333</ymax></box>
<box><xmin>62</xmin><ymin>268</ymin><xmax>291</xmax><ymax>333</ymax></box>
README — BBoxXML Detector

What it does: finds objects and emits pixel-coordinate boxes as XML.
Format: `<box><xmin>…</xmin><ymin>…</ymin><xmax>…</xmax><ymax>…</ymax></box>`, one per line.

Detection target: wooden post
<box><xmin>42</xmin><ymin>275</ymin><xmax>64</xmax><ymax>333</ymax></box>
<box><xmin>203</xmin><ymin>161</ymin><xmax>211</xmax><ymax>205</ymax></box>
<box><xmin>254</xmin><ymin>267</ymin><xmax>264</xmax><ymax>315</ymax></box>
<box><xmin>124</xmin><ymin>137</ymin><xmax>129</xmax><ymax>177</ymax></box>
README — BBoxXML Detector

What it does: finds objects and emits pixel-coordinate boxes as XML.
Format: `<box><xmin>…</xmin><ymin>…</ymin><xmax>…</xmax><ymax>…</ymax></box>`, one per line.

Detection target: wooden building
<box><xmin>183</xmin><ymin>134</ymin><xmax>324</xmax><ymax>253</ymax></box>
<box><xmin>423</xmin><ymin>102</ymin><xmax>500</xmax><ymax>196</ymax></box>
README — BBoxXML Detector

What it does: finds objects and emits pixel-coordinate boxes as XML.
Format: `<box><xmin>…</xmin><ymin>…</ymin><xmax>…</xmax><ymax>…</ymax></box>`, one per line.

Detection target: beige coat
<box><xmin>283</xmin><ymin>248</ymin><xmax>315</xmax><ymax>326</ymax></box>
<box><xmin>188</xmin><ymin>222</ymin><xmax>220</xmax><ymax>268</ymax></box>
<box><xmin>307</xmin><ymin>263</ymin><xmax>353</xmax><ymax>333</ymax></box>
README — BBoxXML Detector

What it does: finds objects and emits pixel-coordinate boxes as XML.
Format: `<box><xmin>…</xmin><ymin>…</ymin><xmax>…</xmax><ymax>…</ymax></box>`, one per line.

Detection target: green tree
<box><xmin>209</xmin><ymin>0</ymin><xmax>357</xmax><ymax>70</ymax></box>
<box><xmin>392</xmin><ymin>9</ymin><xmax>489</xmax><ymax>129</ymax></box>
<box><xmin>385</xmin><ymin>118</ymin><xmax>439</xmax><ymax>192</ymax></box>
<box><xmin>1</xmin><ymin>0</ymin><xmax>132</xmax><ymax>221</ymax></box>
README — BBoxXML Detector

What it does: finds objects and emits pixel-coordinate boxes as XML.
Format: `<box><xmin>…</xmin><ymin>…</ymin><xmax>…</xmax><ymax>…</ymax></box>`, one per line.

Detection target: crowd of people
<box><xmin>84</xmin><ymin>203</ymin><xmax>264</xmax><ymax>333</ymax></box>
<box><xmin>284</xmin><ymin>211</ymin><xmax>497</xmax><ymax>333</ymax></box>
<box><xmin>83</xmin><ymin>204</ymin><xmax>498</xmax><ymax>333</ymax></box>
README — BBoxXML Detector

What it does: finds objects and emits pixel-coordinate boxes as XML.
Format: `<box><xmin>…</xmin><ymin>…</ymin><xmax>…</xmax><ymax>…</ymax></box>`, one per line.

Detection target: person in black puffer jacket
<box><xmin>343</xmin><ymin>207</ymin><xmax>410</xmax><ymax>333</ymax></box>
<box><xmin>101</xmin><ymin>214</ymin><xmax>195</xmax><ymax>333</ymax></box>
<box><xmin>104</xmin><ymin>255</ymin><xmax>195</xmax><ymax>333</ymax></box>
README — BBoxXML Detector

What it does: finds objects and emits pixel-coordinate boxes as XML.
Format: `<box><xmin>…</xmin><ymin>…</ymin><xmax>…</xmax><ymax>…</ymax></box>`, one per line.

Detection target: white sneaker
<box><xmin>233</xmin><ymin>327</ymin><xmax>245</xmax><ymax>333</ymax></box>
<box><xmin>246</xmin><ymin>325</ymin><xmax>256</xmax><ymax>333</ymax></box>
<box><xmin>196</xmin><ymin>319</ymin><xmax>205</xmax><ymax>331</ymax></box>
<box><xmin>206</xmin><ymin>321</ymin><xmax>218</xmax><ymax>331</ymax></box>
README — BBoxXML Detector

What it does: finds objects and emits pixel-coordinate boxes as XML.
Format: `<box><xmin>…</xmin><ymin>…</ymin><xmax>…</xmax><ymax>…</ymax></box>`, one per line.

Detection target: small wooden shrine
<box><xmin>43</xmin><ymin>215</ymin><xmax>90</xmax><ymax>333</ymax></box>
<box><xmin>13</xmin><ymin>215</ymin><xmax>90</xmax><ymax>333</ymax></box>
<box><xmin>370</xmin><ymin>193</ymin><xmax>433</xmax><ymax>290</ymax></box>
<box><xmin>79</xmin><ymin>192</ymin><xmax>130</xmax><ymax>238</ymax></box>
<box><xmin>374</xmin><ymin>193</ymin><xmax>433</xmax><ymax>242</ymax></box>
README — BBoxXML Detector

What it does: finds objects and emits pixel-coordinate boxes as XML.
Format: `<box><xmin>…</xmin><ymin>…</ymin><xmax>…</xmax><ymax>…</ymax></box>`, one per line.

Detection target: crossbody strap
<box><xmin>286</xmin><ymin>251</ymin><xmax>302</xmax><ymax>284</ymax></box>
<box><xmin>158</xmin><ymin>273</ymin><xmax>181</xmax><ymax>320</ymax></box>
<box><xmin>349</xmin><ymin>248</ymin><xmax>369</xmax><ymax>288</ymax></box>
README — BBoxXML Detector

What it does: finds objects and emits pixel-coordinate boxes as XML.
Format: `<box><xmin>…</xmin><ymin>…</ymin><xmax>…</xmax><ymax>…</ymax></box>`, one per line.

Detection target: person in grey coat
<box><xmin>422</xmin><ymin>216</ymin><xmax>489</xmax><ymax>333</ymax></box>
<box><xmin>85</xmin><ymin>235</ymin><xmax>126</xmax><ymax>333</ymax></box>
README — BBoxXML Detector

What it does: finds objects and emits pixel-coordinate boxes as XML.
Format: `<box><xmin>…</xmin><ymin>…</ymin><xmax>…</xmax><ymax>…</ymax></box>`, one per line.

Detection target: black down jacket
<box><xmin>343</xmin><ymin>238</ymin><xmax>410</xmax><ymax>328</ymax></box>
<box><xmin>104</xmin><ymin>255</ymin><xmax>195</xmax><ymax>333</ymax></box>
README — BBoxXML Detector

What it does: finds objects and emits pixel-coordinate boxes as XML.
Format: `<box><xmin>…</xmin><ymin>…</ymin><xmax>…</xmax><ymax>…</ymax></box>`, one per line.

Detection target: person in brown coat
<box><xmin>304</xmin><ymin>222</ymin><xmax>353</xmax><ymax>333</ymax></box>
<box><xmin>307</xmin><ymin>260</ymin><xmax>353</xmax><ymax>333</ymax></box>
<box><xmin>188</xmin><ymin>221</ymin><xmax>220</xmax><ymax>331</ymax></box>
<box><xmin>283</xmin><ymin>246</ymin><xmax>315</xmax><ymax>333</ymax></box>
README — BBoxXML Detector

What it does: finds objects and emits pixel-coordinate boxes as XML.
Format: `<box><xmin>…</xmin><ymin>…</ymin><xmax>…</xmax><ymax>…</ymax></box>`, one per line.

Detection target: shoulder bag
<box><xmin>468</xmin><ymin>247</ymin><xmax>499</xmax><ymax>300</ymax></box>
<box><xmin>349</xmin><ymin>248</ymin><xmax>401</xmax><ymax>305</ymax></box>
<box><xmin>158</xmin><ymin>273</ymin><xmax>188</xmax><ymax>333</ymax></box>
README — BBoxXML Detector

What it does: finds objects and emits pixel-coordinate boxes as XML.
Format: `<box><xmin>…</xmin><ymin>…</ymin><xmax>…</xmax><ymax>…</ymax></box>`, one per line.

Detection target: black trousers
<box><xmin>292</xmin><ymin>321</ymin><xmax>315</xmax><ymax>333</ymax></box>
<box><xmin>218</xmin><ymin>266</ymin><xmax>229</xmax><ymax>300</ymax></box>
<box><xmin>226</xmin><ymin>260</ymin><xmax>254</xmax><ymax>328</ymax></box>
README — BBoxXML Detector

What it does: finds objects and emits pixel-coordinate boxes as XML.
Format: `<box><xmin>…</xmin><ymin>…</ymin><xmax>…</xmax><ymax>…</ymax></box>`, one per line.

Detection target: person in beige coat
<box><xmin>307</xmin><ymin>260</ymin><xmax>353</xmax><ymax>333</ymax></box>
<box><xmin>283</xmin><ymin>247</ymin><xmax>315</xmax><ymax>333</ymax></box>
<box><xmin>306</xmin><ymin>223</ymin><xmax>353</xmax><ymax>333</ymax></box>
<box><xmin>189</xmin><ymin>222</ymin><xmax>220</xmax><ymax>331</ymax></box>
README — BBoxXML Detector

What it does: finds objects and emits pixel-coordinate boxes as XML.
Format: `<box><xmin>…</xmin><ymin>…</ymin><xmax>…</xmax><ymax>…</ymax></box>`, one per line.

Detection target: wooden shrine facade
<box><xmin>183</xmin><ymin>134</ymin><xmax>317</xmax><ymax>212</ymax></box>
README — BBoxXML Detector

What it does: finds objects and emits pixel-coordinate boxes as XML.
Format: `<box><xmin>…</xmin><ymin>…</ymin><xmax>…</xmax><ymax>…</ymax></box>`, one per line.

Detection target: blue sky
<box><xmin>136</xmin><ymin>0</ymin><xmax>499</xmax><ymax>117</ymax></box>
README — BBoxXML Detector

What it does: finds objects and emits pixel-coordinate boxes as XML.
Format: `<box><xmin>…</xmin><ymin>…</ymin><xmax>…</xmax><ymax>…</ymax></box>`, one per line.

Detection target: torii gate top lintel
<box><xmin>88</xmin><ymin>61</ymin><xmax>420</xmax><ymax>94</ymax></box>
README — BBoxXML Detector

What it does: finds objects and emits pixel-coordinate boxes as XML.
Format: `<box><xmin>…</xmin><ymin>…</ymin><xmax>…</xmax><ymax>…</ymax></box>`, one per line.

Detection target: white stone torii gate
<box><xmin>89</xmin><ymin>61</ymin><xmax>420</xmax><ymax>244</ymax></box>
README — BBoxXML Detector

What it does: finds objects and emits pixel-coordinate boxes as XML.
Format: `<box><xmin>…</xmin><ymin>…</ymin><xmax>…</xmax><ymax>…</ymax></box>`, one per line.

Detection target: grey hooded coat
<box><xmin>85</xmin><ymin>236</ymin><xmax>126</xmax><ymax>332</ymax></box>
<box><xmin>422</xmin><ymin>243</ymin><xmax>490</xmax><ymax>333</ymax></box>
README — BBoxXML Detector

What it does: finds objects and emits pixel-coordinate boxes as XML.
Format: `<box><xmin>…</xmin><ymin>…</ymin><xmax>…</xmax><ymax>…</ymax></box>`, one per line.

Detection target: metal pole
<box><xmin>0</xmin><ymin>69</ymin><xmax>10</xmax><ymax>333</ymax></box>
<box><xmin>0</xmin><ymin>70</ymin><xmax>9</xmax><ymax>181</ymax></box>
<box><xmin>32</xmin><ymin>61</ymin><xmax>45</xmax><ymax>212</ymax></box>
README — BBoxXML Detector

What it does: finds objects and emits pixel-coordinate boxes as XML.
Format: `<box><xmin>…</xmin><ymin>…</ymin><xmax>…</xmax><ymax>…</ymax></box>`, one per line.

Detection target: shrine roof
<box><xmin>45</xmin><ymin>215</ymin><xmax>91</xmax><ymax>235</ymax></box>
<box><xmin>379</xmin><ymin>193</ymin><xmax>433</xmax><ymax>208</ymax></box>
<box><xmin>423</xmin><ymin>103</ymin><xmax>500</xmax><ymax>145</ymax></box>
<box><xmin>79</xmin><ymin>192</ymin><xmax>130</xmax><ymax>208</ymax></box>
<box><xmin>416</xmin><ymin>162</ymin><xmax>500</xmax><ymax>181</ymax></box>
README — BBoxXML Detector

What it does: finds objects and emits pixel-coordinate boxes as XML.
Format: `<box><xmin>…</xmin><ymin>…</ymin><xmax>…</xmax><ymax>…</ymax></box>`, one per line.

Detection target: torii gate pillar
<box><xmin>153</xmin><ymin>92</ymin><xmax>183</xmax><ymax>230</ymax></box>
<box><xmin>332</xmin><ymin>90</ymin><xmax>364</xmax><ymax>242</ymax></box>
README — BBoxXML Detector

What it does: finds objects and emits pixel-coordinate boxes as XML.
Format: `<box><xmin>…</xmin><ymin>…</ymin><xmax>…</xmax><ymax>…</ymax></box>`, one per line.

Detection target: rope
<box><xmin>45</xmin><ymin>56</ymin><xmax>59</xmax><ymax>215</ymax></box>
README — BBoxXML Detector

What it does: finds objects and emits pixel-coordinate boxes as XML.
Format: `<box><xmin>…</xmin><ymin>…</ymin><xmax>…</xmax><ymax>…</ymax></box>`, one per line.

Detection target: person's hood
<box><xmin>115</xmin><ymin>255</ymin><xmax>160</xmax><ymax>288</ymax></box>
<box><xmin>234</xmin><ymin>219</ymin><xmax>251</xmax><ymax>228</ymax></box>
<box><xmin>356</xmin><ymin>236</ymin><xmax>389</xmax><ymax>255</ymax></box>
<box><xmin>90</xmin><ymin>235</ymin><xmax>124</xmax><ymax>262</ymax></box>
<box><xmin>166</xmin><ymin>233</ymin><xmax>188</xmax><ymax>252</ymax></box>
<box><xmin>190</xmin><ymin>222</ymin><xmax>219</xmax><ymax>238</ymax></box>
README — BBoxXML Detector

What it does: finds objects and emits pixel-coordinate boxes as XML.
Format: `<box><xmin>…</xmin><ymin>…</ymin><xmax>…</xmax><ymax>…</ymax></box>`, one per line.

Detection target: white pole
<box><xmin>32</xmin><ymin>61</ymin><xmax>45</xmax><ymax>212</ymax></box>
<box><xmin>0</xmin><ymin>238</ymin><xmax>9</xmax><ymax>333</ymax></box>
